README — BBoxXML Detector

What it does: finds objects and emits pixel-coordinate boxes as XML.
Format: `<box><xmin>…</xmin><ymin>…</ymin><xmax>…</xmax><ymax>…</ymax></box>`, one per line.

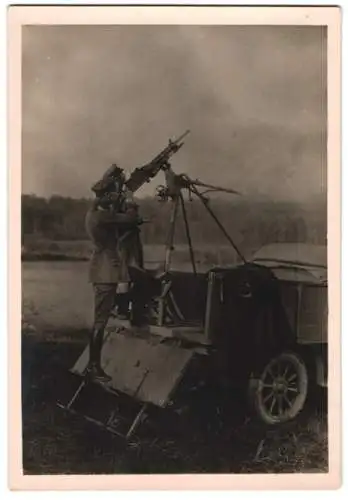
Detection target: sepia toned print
<box><xmin>9</xmin><ymin>5</ymin><xmax>341</xmax><ymax>491</ymax></box>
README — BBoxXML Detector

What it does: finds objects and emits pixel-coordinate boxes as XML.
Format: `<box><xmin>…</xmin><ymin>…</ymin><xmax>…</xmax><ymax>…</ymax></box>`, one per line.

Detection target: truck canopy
<box><xmin>251</xmin><ymin>243</ymin><xmax>327</xmax><ymax>284</ymax></box>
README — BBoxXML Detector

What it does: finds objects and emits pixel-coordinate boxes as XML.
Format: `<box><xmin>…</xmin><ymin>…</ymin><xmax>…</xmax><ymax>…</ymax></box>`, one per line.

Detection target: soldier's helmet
<box><xmin>91</xmin><ymin>164</ymin><xmax>125</xmax><ymax>196</ymax></box>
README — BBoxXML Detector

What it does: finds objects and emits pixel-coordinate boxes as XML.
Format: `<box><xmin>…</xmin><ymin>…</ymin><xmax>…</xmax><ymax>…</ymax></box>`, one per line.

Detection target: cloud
<box><xmin>22</xmin><ymin>25</ymin><xmax>326</xmax><ymax>201</ymax></box>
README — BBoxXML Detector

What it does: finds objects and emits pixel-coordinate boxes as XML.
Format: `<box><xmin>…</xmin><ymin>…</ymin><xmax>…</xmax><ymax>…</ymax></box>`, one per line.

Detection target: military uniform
<box><xmin>84</xmin><ymin>164</ymin><xmax>142</xmax><ymax>382</ymax></box>
<box><xmin>117</xmin><ymin>199</ymin><xmax>144</xmax><ymax>271</ymax></box>
<box><xmin>85</xmin><ymin>201</ymin><xmax>140</xmax><ymax>330</ymax></box>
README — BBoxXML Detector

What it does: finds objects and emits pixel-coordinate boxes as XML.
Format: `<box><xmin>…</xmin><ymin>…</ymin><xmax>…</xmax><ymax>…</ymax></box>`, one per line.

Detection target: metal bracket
<box><xmin>57</xmin><ymin>378</ymin><xmax>149</xmax><ymax>440</ymax></box>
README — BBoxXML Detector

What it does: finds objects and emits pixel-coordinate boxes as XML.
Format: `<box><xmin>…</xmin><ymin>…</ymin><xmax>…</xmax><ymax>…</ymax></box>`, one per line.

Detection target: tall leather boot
<box><xmin>115</xmin><ymin>292</ymin><xmax>130</xmax><ymax>319</ymax></box>
<box><xmin>86</xmin><ymin>327</ymin><xmax>111</xmax><ymax>383</ymax></box>
<box><xmin>130</xmin><ymin>285</ymin><xmax>148</xmax><ymax>327</ymax></box>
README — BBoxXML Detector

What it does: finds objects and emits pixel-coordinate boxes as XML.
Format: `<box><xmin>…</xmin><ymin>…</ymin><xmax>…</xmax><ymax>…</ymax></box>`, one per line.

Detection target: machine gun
<box><xmin>59</xmin><ymin>129</ymin><xmax>247</xmax><ymax>441</ymax></box>
<box><xmin>123</xmin><ymin>130</ymin><xmax>245</xmax><ymax>269</ymax></box>
<box><xmin>125</xmin><ymin>130</ymin><xmax>190</xmax><ymax>193</ymax></box>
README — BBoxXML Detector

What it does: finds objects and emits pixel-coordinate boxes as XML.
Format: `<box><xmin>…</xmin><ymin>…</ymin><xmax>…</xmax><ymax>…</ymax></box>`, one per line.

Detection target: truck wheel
<box><xmin>248</xmin><ymin>351</ymin><xmax>308</xmax><ymax>425</ymax></box>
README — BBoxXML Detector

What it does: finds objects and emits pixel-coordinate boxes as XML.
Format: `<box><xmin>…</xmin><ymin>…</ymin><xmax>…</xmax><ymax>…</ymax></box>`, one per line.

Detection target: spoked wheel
<box><xmin>248</xmin><ymin>351</ymin><xmax>308</xmax><ymax>425</ymax></box>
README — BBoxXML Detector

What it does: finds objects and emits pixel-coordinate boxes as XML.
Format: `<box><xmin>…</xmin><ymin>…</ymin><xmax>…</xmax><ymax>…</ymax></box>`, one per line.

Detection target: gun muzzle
<box><xmin>175</xmin><ymin>129</ymin><xmax>190</xmax><ymax>143</ymax></box>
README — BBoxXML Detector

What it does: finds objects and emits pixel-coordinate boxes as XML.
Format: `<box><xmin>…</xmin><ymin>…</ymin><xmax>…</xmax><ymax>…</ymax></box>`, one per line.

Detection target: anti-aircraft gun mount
<box><xmin>58</xmin><ymin>131</ymin><xmax>328</xmax><ymax>441</ymax></box>
<box><xmin>153</xmin><ymin>168</ymin><xmax>246</xmax><ymax>275</ymax></box>
<box><xmin>124</xmin><ymin>129</ymin><xmax>191</xmax><ymax>193</ymax></box>
<box><xmin>126</xmin><ymin>129</ymin><xmax>246</xmax><ymax>273</ymax></box>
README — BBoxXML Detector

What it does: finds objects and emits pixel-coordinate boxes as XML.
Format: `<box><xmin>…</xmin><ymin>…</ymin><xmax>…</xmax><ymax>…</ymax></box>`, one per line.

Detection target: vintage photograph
<box><xmin>11</xmin><ymin>5</ymin><xmax>340</xmax><ymax>487</ymax></box>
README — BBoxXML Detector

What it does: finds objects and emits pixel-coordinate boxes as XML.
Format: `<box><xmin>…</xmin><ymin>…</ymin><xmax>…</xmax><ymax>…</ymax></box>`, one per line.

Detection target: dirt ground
<box><xmin>21</xmin><ymin>328</ymin><xmax>328</xmax><ymax>475</ymax></box>
<box><xmin>21</xmin><ymin>261</ymin><xmax>328</xmax><ymax>474</ymax></box>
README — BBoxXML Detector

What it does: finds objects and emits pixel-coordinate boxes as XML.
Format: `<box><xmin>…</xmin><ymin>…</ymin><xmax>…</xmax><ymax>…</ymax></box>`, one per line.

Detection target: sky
<box><xmin>22</xmin><ymin>25</ymin><xmax>327</xmax><ymax>201</ymax></box>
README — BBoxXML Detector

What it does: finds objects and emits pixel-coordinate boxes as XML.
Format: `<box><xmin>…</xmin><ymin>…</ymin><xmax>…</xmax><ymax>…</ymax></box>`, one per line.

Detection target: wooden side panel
<box><xmin>298</xmin><ymin>285</ymin><xmax>328</xmax><ymax>343</ymax></box>
<box><xmin>278</xmin><ymin>282</ymin><xmax>327</xmax><ymax>344</ymax></box>
<box><xmin>71</xmin><ymin>330</ymin><xmax>194</xmax><ymax>407</ymax></box>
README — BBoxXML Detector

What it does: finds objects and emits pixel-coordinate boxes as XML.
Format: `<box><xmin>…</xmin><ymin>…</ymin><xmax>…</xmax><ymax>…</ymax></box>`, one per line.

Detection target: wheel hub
<box><xmin>273</xmin><ymin>378</ymin><xmax>288</xmax><ymax>394</ymax></box>
<box><xmin>250</xmin><ymin>352</ymin><xmax>309</xmax><ymax>425</ymax></box>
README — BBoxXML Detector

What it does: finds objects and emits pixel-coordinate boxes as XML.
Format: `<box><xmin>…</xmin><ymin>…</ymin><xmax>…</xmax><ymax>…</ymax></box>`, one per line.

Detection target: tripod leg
<box><xmin>179</xmin><ymin>192</ymin><xmax>197</xmax><ymax>274</ymax></box>
<box><xmin>191</xmin><ymin>185</ymin><xmax>246</xmax><ymax>264</ymax></box>
<box><xmin>126</xmin><ymin>404</ymin><xmax>148</xmax><ymax>439</ymax></box>
<box><xmin>164</xmin><ymin>196</ymin><xmax>180</xmax><ymax>273</ymax></box>
<box><xmin>65</xmin><ymin>379</ymin><xmax>86</xmax><ymax>410</ymax></box>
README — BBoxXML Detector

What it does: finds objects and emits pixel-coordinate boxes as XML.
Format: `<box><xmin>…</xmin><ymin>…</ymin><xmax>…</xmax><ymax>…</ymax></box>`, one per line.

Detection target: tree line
<box><xmin>21</xmin><ymin>194</ymin><xmax>327</xmax><ymax>253</ymax></box>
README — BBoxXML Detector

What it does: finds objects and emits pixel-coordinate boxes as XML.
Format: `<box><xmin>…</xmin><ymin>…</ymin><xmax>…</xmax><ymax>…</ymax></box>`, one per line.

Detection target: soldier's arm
<box><xmin>95</xmin><ymin>210</ymin><xmax>140</xmax><ymax>226</ymax></box>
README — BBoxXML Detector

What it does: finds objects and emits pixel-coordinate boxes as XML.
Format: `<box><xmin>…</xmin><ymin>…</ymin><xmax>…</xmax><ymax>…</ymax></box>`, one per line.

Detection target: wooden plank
<box><xmin>108</xmin><ymin>317</ymin><xmax>132</xmax><ymax>330</ymax></box>
<box><xmin>176</xmin><ymin>331</ymin><xmax>212</xmax><ymax>345</ymax></box>
<box><xmin>136</xmin><ymin>347</ymin><xmax>193</xmax><ymax>406</ymax></box>
<box><xmin>148</xmin><ymin>325</ymin><xmax>175</xmax><ymax>338</ymax></box>
<box><xmin>71</xmin><ymin>330</ymin><xmax>195</xmax><ymax>407</ymax></box>
<box><xmin>171</xmin><ymin>326</ymin><xmax>204</xmax><ymax>334</ymax></box>
<box><xmin>149</xmin><ymin>324</ymin><xmax>212</xmax><ymax>345</ymax></box>
<box><xmin>149</xmin><ymin>324</ymin><xmax>203</xmax><ymax>335</ymax></box>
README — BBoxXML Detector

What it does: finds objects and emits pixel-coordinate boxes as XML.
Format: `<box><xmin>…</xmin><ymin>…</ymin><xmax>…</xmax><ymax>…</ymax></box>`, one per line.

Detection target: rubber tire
<box><xmin>248</xmin><ymin>351</ymin><xmax>309</xmax><ymax>425</ymax></box>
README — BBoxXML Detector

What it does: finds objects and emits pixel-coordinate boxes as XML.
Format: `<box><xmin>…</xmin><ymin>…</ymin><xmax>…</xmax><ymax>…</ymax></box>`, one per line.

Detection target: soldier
<box><xmin>113</xmin><ymin>195</ymin><xmax>145</xmax><ymax>320</ymax></box>
<box><xmin>85</xmin><ymin>164</ymin><xmax>142</xmax><ymax>382</ymax></box>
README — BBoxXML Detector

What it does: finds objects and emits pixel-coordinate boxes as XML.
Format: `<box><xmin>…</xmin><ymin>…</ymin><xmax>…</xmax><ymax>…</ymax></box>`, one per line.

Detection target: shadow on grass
<box><xmin>21</xmin><ymin>332</ymin><xmax>328</xmax><ymax>475</ymax></box>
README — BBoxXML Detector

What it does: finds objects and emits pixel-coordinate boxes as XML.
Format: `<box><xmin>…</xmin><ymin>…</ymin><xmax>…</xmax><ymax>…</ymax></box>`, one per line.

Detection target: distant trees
<box><xmin>21</xmin><ymin>194</ymin><xmax>327</xmax><ymax>250</ymax></box>
<box><xmin>22</xmin><ymin>195</ymin><xmax>91</xmax><ymax>240</ymax></box>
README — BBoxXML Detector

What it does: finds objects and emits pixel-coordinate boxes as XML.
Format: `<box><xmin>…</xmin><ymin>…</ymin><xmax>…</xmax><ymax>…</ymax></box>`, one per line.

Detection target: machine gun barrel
<box><xmin>125</xmin><ymin>130</ymin><xmax>190</xmax><ymax>193</ymax></box>
<box><xmin>152</xmin><ymin>129</ymin><xmax>190</xmax><ymax>164</ymax></box>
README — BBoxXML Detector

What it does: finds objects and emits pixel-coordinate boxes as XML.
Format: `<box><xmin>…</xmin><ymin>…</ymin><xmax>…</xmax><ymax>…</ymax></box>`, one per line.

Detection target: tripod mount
<box><xmin>152</xmin><ymin>163</ymin><xmax>246</xmax><ymax>275</ymax></box>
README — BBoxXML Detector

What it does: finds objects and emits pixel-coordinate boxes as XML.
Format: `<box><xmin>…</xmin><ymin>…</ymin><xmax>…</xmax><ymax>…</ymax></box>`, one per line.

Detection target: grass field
<box><xmin>22</xmin><ymin>238</ymin><xmax>241</xmax><ymax>266</ymax></box>
<box><xmin>21</xmin><ymin>260</ymin><xmax>328</xmax><ymax>474</ymax></box>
